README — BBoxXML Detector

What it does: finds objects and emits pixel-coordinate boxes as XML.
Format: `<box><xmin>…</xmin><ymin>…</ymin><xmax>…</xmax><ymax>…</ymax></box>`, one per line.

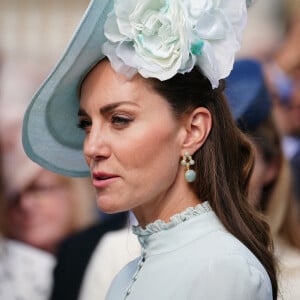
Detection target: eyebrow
<box><xmin>78</xmin><ymin>101</ymin><xmax>139</xmax><ymax>116</ymax></box>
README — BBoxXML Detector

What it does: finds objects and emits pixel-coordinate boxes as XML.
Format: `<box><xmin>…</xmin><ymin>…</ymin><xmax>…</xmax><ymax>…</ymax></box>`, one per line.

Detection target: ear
<box><xmin>181</xmin><ymin>107</ymin><xmax>212</xmax><ymax>155</ymax></box>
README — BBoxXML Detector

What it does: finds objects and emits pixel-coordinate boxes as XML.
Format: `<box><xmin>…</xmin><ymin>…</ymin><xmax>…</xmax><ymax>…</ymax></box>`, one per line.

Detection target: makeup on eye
<box><xmin>77</xmin><ymin>108</ymin><xmax>91</xmax><ymax>131</ymax></box>
<box><xmin>77</xmin><ymin>111</ymin><xmax>134</xmax><ymax>132</ymax></box>
<box><xmin>111</xmin><ymin>114</ymin><xmax>133</xmax><ymax>127</ymax></box>
<box><xmin>77</xmin><ymin>101</ymin><xmax>138</xmax><ymax>131</ymax></box>
<box><xmin>77</xmin><ymin>118</ymin><xmax>92</xmax><ymax>131</ymax></box>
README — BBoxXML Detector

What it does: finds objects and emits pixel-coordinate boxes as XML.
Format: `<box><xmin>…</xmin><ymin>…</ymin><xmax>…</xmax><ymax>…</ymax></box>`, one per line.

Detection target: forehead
<box><xmin>80</xmin><ymin>59</ymin><xmax>154</xmax><ymax>104</ymax></box>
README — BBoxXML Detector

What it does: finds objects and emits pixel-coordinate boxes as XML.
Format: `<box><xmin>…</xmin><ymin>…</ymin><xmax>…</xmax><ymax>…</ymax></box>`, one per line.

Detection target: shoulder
<box><xmin>6</xmin><ymin>239</ymin><xmax>55</xmax><ymax>266</ymax></box>
<box><xmin>190</xmin><ymin>253</ymin><xmax>273</xmax><ymax>299</ymax></box>
<box><xmin>193</xmin><ymin>223</ymin><xmax>273</xmax><ymax>298</ymax></box>
<box><xmin>190</xmin><ymin>228</ymin><xmax>271</xmax><ymax>280</ymax></box>
<box><xmin>176</xmin><ymin>226</ymin><xmax>273</xmax><ymax>299</ymax></box>
<box><xmin>0</xmin><ymin>239</ymin><xmax>55</xmax><ymax>300</ymax></box>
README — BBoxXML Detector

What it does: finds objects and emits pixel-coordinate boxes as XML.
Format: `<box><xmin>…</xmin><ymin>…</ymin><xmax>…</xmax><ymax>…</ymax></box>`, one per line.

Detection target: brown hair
<box><xmin>248</xmin><ymin>117</ymin><xmax>300</xmax><ymax>249</ymax></box>
<box><xmin>151</xmin><ymin>68</ymin><xmax>278</xmax><ymax>299</ymax></box>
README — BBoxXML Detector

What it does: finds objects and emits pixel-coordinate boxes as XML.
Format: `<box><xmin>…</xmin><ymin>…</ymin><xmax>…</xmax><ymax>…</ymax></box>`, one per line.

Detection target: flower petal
<box><xmin>103</xmin><ymin>0</ymin><xmax>249</xmax><ymax>88</ymax></box>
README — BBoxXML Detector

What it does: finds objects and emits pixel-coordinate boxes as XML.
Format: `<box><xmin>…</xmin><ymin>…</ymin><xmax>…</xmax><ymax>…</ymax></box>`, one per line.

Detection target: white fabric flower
<box><xmin>103</xmin><ymin>0</ymin><xmax>248</xmax><ymax>88</ymax></box>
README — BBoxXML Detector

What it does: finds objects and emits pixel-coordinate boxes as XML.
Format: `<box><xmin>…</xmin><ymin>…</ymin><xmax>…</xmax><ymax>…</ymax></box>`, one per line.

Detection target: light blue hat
<box><xmin>23</xmin><ymin>0</ymin><xmax>251</xmax><ymax>178</ymax></box>
<box><xmin>22</xmin><ymin>0</ymin><xmax>113</xmax><ymax>177</ymax></box>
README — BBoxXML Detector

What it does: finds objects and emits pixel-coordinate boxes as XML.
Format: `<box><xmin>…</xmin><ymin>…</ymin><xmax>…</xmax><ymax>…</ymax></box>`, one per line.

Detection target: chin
<box><xmin>96</xmin><ymin>196</ymin><xmax>126</xmax><ymax>214</ymax></box>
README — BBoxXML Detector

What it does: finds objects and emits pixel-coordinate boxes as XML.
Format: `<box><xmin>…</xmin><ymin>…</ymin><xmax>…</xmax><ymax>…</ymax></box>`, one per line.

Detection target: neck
<box><xmin>133</xmin><ymin>182</ymin><xmax>202</xmax><ymax>228</ymax></box>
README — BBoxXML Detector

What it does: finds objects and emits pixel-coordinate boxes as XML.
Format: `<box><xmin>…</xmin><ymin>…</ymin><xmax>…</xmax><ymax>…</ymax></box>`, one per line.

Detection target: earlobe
<box><xmin>182</xmin><ymin>107</ymin><xmax>212</xmax><ymax>154</ymax></box>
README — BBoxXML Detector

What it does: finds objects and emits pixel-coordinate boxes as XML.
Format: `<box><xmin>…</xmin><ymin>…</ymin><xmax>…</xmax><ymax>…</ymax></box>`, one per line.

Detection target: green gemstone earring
<box><xmin>181</xmin><ymin>152</ymin><xmax>196</xmax><ymax>183</ymax></box>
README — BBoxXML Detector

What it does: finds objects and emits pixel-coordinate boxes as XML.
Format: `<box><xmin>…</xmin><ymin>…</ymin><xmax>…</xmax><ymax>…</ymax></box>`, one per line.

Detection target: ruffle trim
<box><xmin>132</xmin><ymin>201</ymin><xmax>212</xmax><ymax>236</ymax></box>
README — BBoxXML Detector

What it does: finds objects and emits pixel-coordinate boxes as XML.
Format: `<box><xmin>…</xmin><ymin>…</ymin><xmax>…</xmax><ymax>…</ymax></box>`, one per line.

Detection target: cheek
<box><xmin>51</xmin><ymin>197</ymin><xmax>73</xmax><ymax>220</ymax></box>
<box><xmin>41</xmin><ymin>195</ymin><xmax>73</xmax><ymax>225</ymax></box>
<box><xmin>119</xmin><ymin>125</ymin><xmax>180</xmax><ymax>183</ymax></box>
<box><xmin>83</xmin><ymin>138</ymin><xmax>91</xmax><ymax>164</ymax></box>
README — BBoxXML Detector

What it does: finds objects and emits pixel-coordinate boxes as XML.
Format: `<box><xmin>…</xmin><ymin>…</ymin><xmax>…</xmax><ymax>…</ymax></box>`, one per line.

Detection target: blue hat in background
<box><xmin>225</xmin><ymin>58</ymin><xmax>272</xmax><ymax>131</ymax></box>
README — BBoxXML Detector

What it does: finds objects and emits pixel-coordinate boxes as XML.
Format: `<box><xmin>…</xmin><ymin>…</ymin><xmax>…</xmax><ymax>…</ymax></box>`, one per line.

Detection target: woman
<box><xmin>265</xmin><ymin>10</ymin><xmax>300</xmax><ymax>201</ymax></box>
<box><xmin>5</xmin><ymin>165</ymin><xmax>97</xmax><ymax>253</ymax></box>
<box><xmin>250</xmin><ymin>118</ymin><xmax>300</xmax><ymax>300</ymax></box>
<box><xmin>0</xmin><ymin>56</ymin><xmax>54</xmax><ymax>300</ymax></box>
<box><xmin>22</xmin><ymin>0</ymin><xmax>277</xmax><ymax>299</ymax></box>
<box><xmin>0</xmin><ymin>146</ymin><xmax>55</xmax><ymax>300</ymax></box>
<box><xmin>226</xmin><ymin>58</ymin><xmax>300</xmax><ymax>300</ymax></box>
<box><xmin>0</xmin><ymin>55</ymin><xmax>98</xmax><ymax>255</ymax></box>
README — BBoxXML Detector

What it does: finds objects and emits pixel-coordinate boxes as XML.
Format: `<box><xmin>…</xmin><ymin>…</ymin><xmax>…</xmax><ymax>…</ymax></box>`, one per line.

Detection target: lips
<box><xmin>92</xmin><ymin>172</ymin><xmax>119</xmax><ymax>188</ymax></box>
<box><xmin>93</xmin><ymin>172</ymin><xmax>117</xmax><ymax>180</ymax></box>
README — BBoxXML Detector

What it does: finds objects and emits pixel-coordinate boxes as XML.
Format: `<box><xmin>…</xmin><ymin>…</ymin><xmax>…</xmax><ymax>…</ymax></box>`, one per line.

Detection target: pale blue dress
<box><xmin>106</xmin><ymin>202</ymin><xmax>273</xmax><ymax>299</ymax></box>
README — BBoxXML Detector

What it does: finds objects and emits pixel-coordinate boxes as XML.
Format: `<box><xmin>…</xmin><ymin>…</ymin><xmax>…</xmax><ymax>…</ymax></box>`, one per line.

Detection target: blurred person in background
<box><xmin>75</xmin><ymin>212</ymin><xmax>140</xmax><ymax>300</ymax></box>
<box><xmin>0</xmin><ymin>56</ymin><xmax>55</xmax><ymax>298</ymax></box>
<box><xmin>0</xmin><ymin>150</ymin><xmax>55</xmax><ymax>300</ymax></box>
<box><xmin>4</xmin><ymin>159</ymin><xmax>98</xmax><ymax>254</ymax></box>
<box><xmin>49</xmin><ymin>211</ymin><xmax>137</xmax><ymax>300</ymax></box>
<box><xmin>226</xmin><ymin>58</ymin><xmax>300</xmax><ymax>300</ymax></box>
<box><xmin>0</xmin><ymin>58</ymin><xmax>99</xmax><ymax>254</ymax></box>
<box><xmin>0</xmin><ymin>55</ymin><xmax>136</xmax><ymax>300</ymax></box>
<box><xmin>264</xmin><ymin>3</ymin><xmax>300</xmax><ymax>201</ymax></box>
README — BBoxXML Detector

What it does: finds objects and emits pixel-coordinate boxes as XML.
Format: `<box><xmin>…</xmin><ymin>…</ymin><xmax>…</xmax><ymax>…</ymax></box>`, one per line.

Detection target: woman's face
<box><xmin>79</xmin><ymin>60</ymin><xmax>189</xmax><ymax>222</ymax></box>
<box><xmin>7</xmin><ymin>169</ymin><xmax>74</xmax><ymax>253</ymax></box>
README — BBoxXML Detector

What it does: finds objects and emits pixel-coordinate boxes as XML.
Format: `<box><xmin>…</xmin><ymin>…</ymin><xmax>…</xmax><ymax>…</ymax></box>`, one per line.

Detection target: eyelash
<box><xmin>111</xmin><ymin>115</ymin><xmax>133</xmax><ymax>126</ymax></box>
<box><xmin>77</xmin><ymin>119</ymin><xmax>91</xmax><ymax>130</ymax></box>
<box><xmin>77</xmin><ymin>115</ymin><xmax>133</xmax><ymax>131</ymax></box>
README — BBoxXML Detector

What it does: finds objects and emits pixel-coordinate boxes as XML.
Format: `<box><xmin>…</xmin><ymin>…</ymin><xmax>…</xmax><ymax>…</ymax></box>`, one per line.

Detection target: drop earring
<box><xmin>181</xmin><ymin>152</ymin><xmax>196</xmax><ymax>183</ymax></box>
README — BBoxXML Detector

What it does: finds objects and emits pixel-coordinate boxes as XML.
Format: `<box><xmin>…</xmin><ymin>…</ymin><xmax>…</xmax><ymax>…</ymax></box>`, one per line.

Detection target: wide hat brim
<box><xmin>22</xmin><ymin>0</ymin><xmax>113</xmax><ymax>177</ymax></box>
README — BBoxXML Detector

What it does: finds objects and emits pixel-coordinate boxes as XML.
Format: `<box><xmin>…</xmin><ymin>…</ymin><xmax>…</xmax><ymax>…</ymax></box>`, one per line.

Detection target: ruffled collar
<box><xmin>132</xmin><ymin>201</ymin><xmax>212</xmax><ymax>237</ymax></box>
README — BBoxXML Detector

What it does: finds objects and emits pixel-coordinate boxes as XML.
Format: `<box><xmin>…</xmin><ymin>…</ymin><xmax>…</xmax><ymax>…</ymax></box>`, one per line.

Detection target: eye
<box><xmin>111</xmin><ymin>115</ymin><xmax>133</xmax><ymax>128</ymax></box>
<box><xmin>77</xmin><ymin>119</ymin><xmax>92</xmax><ymax>132</ymax></box>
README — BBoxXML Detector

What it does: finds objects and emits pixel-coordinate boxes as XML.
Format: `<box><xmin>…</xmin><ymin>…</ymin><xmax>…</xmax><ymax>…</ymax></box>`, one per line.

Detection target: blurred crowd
<box><xmin>0</xmin><ymin>0</ymin><xmax>300</xmax><ymax>299</ymax></box>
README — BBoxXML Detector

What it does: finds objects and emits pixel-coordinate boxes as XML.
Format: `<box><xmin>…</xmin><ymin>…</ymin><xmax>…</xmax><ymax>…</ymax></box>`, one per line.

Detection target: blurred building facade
<box><xmin>0</xmin><ymin>0</ymin><xmax>293</xmax><ymax>65</ymax></box>
<box><xmin>239</xmin><ymin>0</ymin><xmax>285</xmax><ymax>59</ymax></box>
<box><xmin>0</xmin><ymin>0</ymin><xmax>291</xmax><ymax>64</ymax></box>
<box><xmin>0</xmin><ymin>0</ymin><xmax>89</xmax><ymax>64</ymax></box>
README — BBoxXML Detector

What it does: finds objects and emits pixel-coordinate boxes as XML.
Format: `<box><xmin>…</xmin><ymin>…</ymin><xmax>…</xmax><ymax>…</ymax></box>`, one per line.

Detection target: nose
<box><xmin>83</xmin><ymin>124</ymin><xmax>111</xmax><ymax>163</ymax></box>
